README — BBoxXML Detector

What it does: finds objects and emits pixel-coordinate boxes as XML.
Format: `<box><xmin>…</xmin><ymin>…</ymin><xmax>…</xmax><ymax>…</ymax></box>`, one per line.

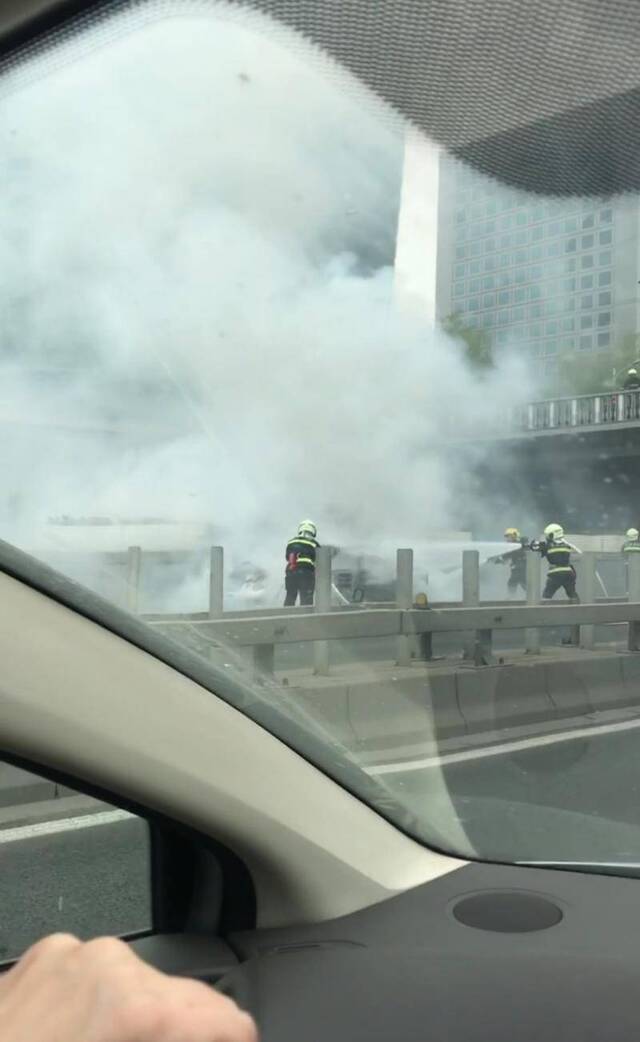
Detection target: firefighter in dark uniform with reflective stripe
<box><xmin>493</xmin><ymin>527</ymin><xmax>529</xmax><ymax>596</ymax></box>
<box><xmin>622</xmin><ymin>528</ymin><xmax>640</xmax><ymax>553</ymax></box>
<box><xmin>284</xmin><ymin>519</ymin><xmax>319</xmax><ymax>606</ymax></box>
<box><xmin>537</xmin><ymin>523</ymin><xmax>579</xmax><ymax>601</ymax></box>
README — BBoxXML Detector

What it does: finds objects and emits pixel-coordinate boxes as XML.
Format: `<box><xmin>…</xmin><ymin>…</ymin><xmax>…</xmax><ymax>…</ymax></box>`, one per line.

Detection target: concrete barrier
<box><xmin>0</xmin><ymin>764</ymin><xmax>55</xmax><ymax>808</ymax></box>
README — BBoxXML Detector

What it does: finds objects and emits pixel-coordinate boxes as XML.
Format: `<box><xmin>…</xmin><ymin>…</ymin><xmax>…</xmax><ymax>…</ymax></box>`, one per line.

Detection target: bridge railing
<box><xmin>509</xmin><ymin>389</ymin><xmax>640</xmax><ymax>433</ymax></box>
<box><xmin>141</xmin><ymin>546</ymin><xmax>640</xmax><ymax>676</ymax></box>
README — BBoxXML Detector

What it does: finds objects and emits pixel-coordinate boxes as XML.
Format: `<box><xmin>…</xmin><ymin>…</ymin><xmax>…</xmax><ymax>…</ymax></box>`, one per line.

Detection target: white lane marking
<box><xmin>366</xmin><ymin>715</ymin><xmax>640</xmax><ymax>775</ymax></box>
<box><xmin>0</xmin><ymin>809</ymin><xmax>133</xmax><ymax>844</ymax></box>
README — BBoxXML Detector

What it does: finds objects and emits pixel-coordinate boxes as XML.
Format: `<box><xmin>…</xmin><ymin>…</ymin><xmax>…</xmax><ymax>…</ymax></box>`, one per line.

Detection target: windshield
<box><xmin>3</xmin><ymin>0</ymin><xmax>640</xmax><ymax>872</ymax></box>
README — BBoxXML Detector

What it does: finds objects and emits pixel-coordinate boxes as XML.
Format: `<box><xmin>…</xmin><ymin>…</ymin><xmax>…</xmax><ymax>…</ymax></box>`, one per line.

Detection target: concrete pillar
<box><xmin>395</xmin><ymin>549</ymin><xmax>414</xmax><ymax>667</ymax></box>
<box><xmin>313</xmin><ymin>547</ymin><xmax>332</xmax><ymax>676</ymax></box>
<box><xmin>462</xmin><ymin>550</ymin><xmax>479</xmax><ymax>660</ymax></box>
<box><xmin>628</xmin><ymin>553</ymin><xmax>640</xmax><ymax>651</ymax></box>
<box><xmin>126</xmin><ymin>546</ymin><xmax>142</xmax><ymax>614</ymax></box>
<box><xmin>579</xmin><ymin>552</ymin><xmax>597</xmax><ymax>650</ymax></box>
<box><xmin>525</xmin><ymin>550</ymin><xmax>541</xmax><ymax>654</ymax></box>
<box><xmin>208</xmin><ymin>546</ymin><xmax>224</xmax><ymax>618</ymax></box>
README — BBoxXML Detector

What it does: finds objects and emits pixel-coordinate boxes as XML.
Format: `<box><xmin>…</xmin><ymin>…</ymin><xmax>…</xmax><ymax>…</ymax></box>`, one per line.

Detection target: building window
<box><xmin>530</xmin><ymin>244</ymin><xmax>544</xmax><ymax>261</ymax></box>
<box><xmin>497</xmin><ymin>272</ymin><xmax>510</xmax><ymax>288</ymax></box>
<box><xmin>581</xmin><ymin>233</ymin><xmax>595</xmax><ymax>249</ymax></box>
<box><xmin>469</xmin><ymin>259</ymin><xmax>482</xmax><ymax>275</ymax></box>
<box><xmin>514</xmin><ymin>229</ymin><xmax>527</xmax><ymax>246</ymax></box>
<box><xmin>468</xmin><ymin>296</ymin><xmax>480</xmax><ymax>311</ymax></box>
<box><xmin>455</xmin><ymin>208</ymin><xmax>466</xmax><ymax>223</ymax></box>
<box><xmin>530</xmin><ymin>303</ymin><xmax>544</xmax><ymax>319</ymax></box>
<box><xmin>484</xmin><ymin>257</ymin><xmax>497</xmax><ymax>272</ymax></box>
<box><xmin>513</xmin><ymin>249</ymin><xmax>526</xmax><ymax>265</ymax></box>
<box><xmin>546</xmin><ymin>240</ymin><xmax>561</xmax><ymax>257</ymax></box>
<box><xmin>453</xmin><ymin>282</ymin><xmax>465</xmax><ymax>298</ymax></box>
<box><xmin>545</xmin><ymin>319</ymin><xmax>559</xmax><ymax>335</ymax></box>
<box><xmin>484</xmin><ymin>237</ymin><xmax>497</xmax><ymax>254</ymax></box>
<box><xmin>598</xmin><ymin>269</ymin><xmax>612</xmax><ymax>287</ymax></box>
<box><xmin>599</xmin><ymin>229</ymin><xmax>612</xmax><ymax>246</ymax></box>
<box><xmin>532</xmin><ymin>225</ymin><xmax>544</xmax><ymax>242</ymax></box>
<box><xmin>598</xmin><ymin>290</ymin><xmax>612</xmax><ymax>307</ymax></box>
<box><xmin>529</xmin><ymin>322</ymin><xmax>542</xmax><ymax>337</ymax></box>
<box><xmin>483</xmin><ymin>292</ymin><xmax>496</xmax><ymax>308</ymax></box>
<box><xmin>565</xmin><ymin>216</ymin><xmax>578</xmax><ymax>233</ymax></box>
<box><xmin>581</xmin><ymin>293</ymin><xmax>593</xmax><ymax>309</ymax></box>
<box><xmin>600</xmin><ymin>208</ymin><xmax>612</xmax><ymax>223</ymax></box>
<box><xmin>582</xmin><ymin>213</ymin><xmax>595</xmax><ymax>229</ymax></box>
<box><xmin>580</xmin><ymin>314</ymin><xmax>593</xmax><ymax>330</ymax></box>
<box><xmin>597</xmin><ymin>331</ymin><xmax>611</xmax><ymax>347</ymax></box>
<box><xmin>565</xmin><ymin>257</ymin><xmax>577</xmax><ymax>273</ymax></box>
<box><xmin>512</xmin><ymin>306</ymin><xmax>526</xmax><ymax>323</ymax></box>
<box><xmin>597</xmin><ymin>311</ymin><xmax>611</xmax><ymax>327</ymax></box>
<box><xmin>496</xmin><ymin>330</ymin><xmax>509</xmax><ymax>345</ymax></box>
<box><xmin>454</xmin><ymin>263</ymin><xmax>465</xmax><ymax>279</ymax></box>
<box><xmin>579</xmin><ymin>334</ymin><xmax>593</xmax><ymax>350</ymax></box>
<box><xmin>562</xmin><ymin>316</ymin><xmax>575</xmax><ymax>332</ymax></box>
<box><xmin>481</xmin><ymin>312</ymin><xmax>494</xmax><ymax>328</ymax></box>
<box><xmin>564</xmin><ymin>276</ymin><xmax>577</xmax><ymax>292</ymax></box>
<box><xmin>497</xmin><ymin>309</ymin><xmax>509</xmax><ymax>325</ymax></box>
<box><xmin>531</xmin><ymin>264</ymin><xmax>543</xmax><ymax>281</ymax></box>
<box><xmin>530</xmin><ymin>285</ymin><xmax>542</xmax><ymax>301</ymax></box>
<box><xmin>532</xmin><ymin>204</ymin><xmax>545</xmax><ymax>223</ymax></box>
<box><xmin>581</xmin><ymin>254</ymin><xmax>594</xmax><ymax>269</ymax></box>
<box><xmin>455</xmin><ymin>245</ymin><xmax>466</xmax><ymax>260</ymax></box>
<box><xmin>580</xmin><ymin>274</ymin><xmax>594</xmax><ymax>290</ymax></box>
<box><xmin>514</xmin><ymin>268</ymin><xmax>526</xmax><ymax>284</ymax></box>
<box><xmin>515</xmin><ymin>211</ymin><xmax>527</xmax><ymax>226</ymax></box>
<box><xmin>514</xmin><ymin>287</ymin><xmax>526</xmax><ymax>303</ymax></box>
<box><xmin>562</xmin><ymin>336</ymin><xmax>576</xmax><ymax>352</ymax></box>
<box><xmin>599</xmin><ymin>250</ymin><xmax>612</xmax><ymax>266</ymax></box>
<box><xmin>547</xmin><ymin>220</ymin><xmax>561</xmax><ymax>236</ymax></box>
<box><xmin>565</xmin><ymin>237</ymin><xmax>577</xmax><ymax>253</ymax></box>
<box><xmin>546</xmin><ymin>339</ymin><xmax>559</xmax><ymax>356</ymax></box>
<box><xmin>499</xmin><ymin>214</ymin><xmax>512</xmax><ymax>230</ymax></box>
<box><xmin>469</xmin><ymin>277</ymin><xmax>481</xmax><ymax>293</ymax></box>
<box><xmin>469</xmin><ymin>242</ymin><xmax>481</xmax><ymax>258</ymax></box>
<box><xmin>481</xmin><ymin>275</ymin><xmax>495</xmax><ymax>290</ymax></box>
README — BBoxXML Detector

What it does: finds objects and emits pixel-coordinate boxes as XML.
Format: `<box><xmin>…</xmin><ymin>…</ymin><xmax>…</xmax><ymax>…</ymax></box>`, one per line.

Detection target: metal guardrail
<box><xmin>139</xmin><ymin>546</ymin><xmax>640</xmax><ymax>675</ymax></box>
<box><xmin>509</xmin><ymin>389</ymin><xmax>640</xmax><ymax>434</ymax></box>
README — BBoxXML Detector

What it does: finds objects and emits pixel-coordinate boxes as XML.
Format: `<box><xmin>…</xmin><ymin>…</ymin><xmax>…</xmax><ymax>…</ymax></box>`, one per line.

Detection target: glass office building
<box><xmin>436</xmin><ymin>156</ymin><xmax>636</xmax><ymax>383</ymax></box>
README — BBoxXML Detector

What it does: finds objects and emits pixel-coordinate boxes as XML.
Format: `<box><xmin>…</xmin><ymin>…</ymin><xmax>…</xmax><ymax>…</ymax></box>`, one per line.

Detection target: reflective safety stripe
<box><xmin>291</xmin><ymin>538</ymin><xmax>317</xmax><ymax>548</ymax></box>
<box><xmin>297</xmin><ymin>557</ymin><xmax>315</xmax><ymax>566</ymax></box>
<box><xmin>547</xmin><ymin>546</ymin><xmax>570</xmax><ymax>555</ymax></box>
<box><xmin>624</xmin><ymin>545</ymin><xmax>640</xmax><ymax>552</ymax></box>
<box><xmin>548</xmin><ymin>566</ymin><xmax>574</xmax><ymax>574</ymax></box>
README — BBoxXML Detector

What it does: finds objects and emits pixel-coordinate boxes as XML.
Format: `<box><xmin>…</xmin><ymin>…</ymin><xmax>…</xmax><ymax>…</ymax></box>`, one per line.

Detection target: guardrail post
<box><xmin>618</xmin><ymin>393</ymin><xmax>625</xmax><ymax>422</ymax></box>
<box><xmin>313</xmin><ymin>547</ymin><xmax>332</xmax><ymax>675</ymax></box>
<box><xmin>126</xmin><ymin>546</ymin><xmax>142</xmax><ymax>613</ymax></box>
<box><xmin>628</xmin><ymin>553</ymin><xmax>640</xmax><ymax>651</ymax></box>
<box><xmin>208</xmin><ymin>546</ymin><xmax>224</xmax><ymax>618</ymax></box>
<box><xmin>395</xmin><ymin>549</ymin><xmax>413</xmax><ymax>666</ymax></box>
<box><xmin>462</xmin><ymin>550</ymin><xmax>492</xmax><ymax>663</ymax></box>
<box><xmin>525</xmin><ymin>550</ymin><xmax>541</xmax><ymax>654</ymax></box>
<box><xmin>579</xmin><ymin>552</ymin><xmax>597</xmax><ymax>650</ymax></box>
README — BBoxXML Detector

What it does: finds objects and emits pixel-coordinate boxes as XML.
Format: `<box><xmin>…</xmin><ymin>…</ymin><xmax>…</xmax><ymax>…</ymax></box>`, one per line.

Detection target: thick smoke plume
<box><xmin>0</xmin><ymin>2</ymin><xmax>535</xmax><ymax>607</ymax></box>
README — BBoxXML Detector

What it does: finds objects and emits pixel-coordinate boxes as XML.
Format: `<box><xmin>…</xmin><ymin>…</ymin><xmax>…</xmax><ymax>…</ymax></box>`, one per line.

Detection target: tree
<box><xmin>554</xmin><ymin>333</ymin><xmax>640</xmax><ymax>397</ymax></box>
<box><xmin>442</xmin><ymin>312</ymin><xmax>494</xmax><ymax>371</ymax></box>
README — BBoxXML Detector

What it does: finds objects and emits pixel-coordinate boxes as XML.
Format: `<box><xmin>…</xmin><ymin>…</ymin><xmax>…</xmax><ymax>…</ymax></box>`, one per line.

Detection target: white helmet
<box><xmin>544</xmin><ymin>523</ymin><xmax>564</xmax><ymax>541</ymax></box>
<box><xmin>298</xmin><ymin>519</ymin><xmax>317</xmax><ymax>539</ymax></box>
<box><xmin>627</xmin><ymin>528</ymin><xmax>640</xmax><ymax>540</ymax></box>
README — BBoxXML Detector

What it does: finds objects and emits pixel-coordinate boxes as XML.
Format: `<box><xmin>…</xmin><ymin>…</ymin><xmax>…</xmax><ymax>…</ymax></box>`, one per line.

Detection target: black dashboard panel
<box><xmin>220</xmin><ymin>862</ymin><xmax>640</xmax><ymax>1040</ymax></box>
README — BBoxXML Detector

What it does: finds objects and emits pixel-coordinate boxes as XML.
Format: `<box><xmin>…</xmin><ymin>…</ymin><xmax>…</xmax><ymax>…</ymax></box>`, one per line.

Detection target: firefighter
<box><xmin>535</xmin><ymin>523</ymin><xmax>579</xmax><ymax>601</ymax></box>
<box><xmin>622</xmin><ymin>528</ymin><xmax>640</xmax><ymax>553</ymax></box>
<box><xmin>493</xmin><ymin>527</ymin><xmax>529</xmax><ymax>596</ymax></box>
<box><xmin>624</xmin><ymin>367</ymin><xmax>640</xmax><ymax>390</ymax></box>
<box><xmin>284</xmin><ymin>519</ymin><xmax>319</xmax><ymax>606</ymax></box>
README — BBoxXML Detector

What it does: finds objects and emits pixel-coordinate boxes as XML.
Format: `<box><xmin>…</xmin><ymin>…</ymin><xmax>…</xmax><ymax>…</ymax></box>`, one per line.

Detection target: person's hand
<box><xmin>0</xmin><ymin>933</ymin><xmax>258</xmax><ymax>1042</ymax></box>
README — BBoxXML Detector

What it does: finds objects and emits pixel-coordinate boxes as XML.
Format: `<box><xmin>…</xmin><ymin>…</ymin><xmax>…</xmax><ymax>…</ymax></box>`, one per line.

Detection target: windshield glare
<box><xmin>3</xmin><ymin>0</ymin><xmax>640</xmax><ymax>874</ymax></box>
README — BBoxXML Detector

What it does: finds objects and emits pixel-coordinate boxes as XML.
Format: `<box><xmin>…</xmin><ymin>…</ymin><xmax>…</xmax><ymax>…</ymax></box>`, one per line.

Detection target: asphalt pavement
<box><xmin>376</xmin><ymin>719</ymin><xmax>640</xmax><ymax>869</ymax></box>
<box><xmin>0</xmin><ymin>808</ymin><xmax>151</xmax><ymax>963</ymax></box>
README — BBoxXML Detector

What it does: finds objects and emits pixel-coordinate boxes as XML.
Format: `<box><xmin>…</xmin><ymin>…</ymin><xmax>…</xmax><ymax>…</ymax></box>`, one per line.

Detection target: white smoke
<box><xmin>0</xmin><ymin>2</ymin><xmax>534</xmax><ymax>608</ymax></box>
